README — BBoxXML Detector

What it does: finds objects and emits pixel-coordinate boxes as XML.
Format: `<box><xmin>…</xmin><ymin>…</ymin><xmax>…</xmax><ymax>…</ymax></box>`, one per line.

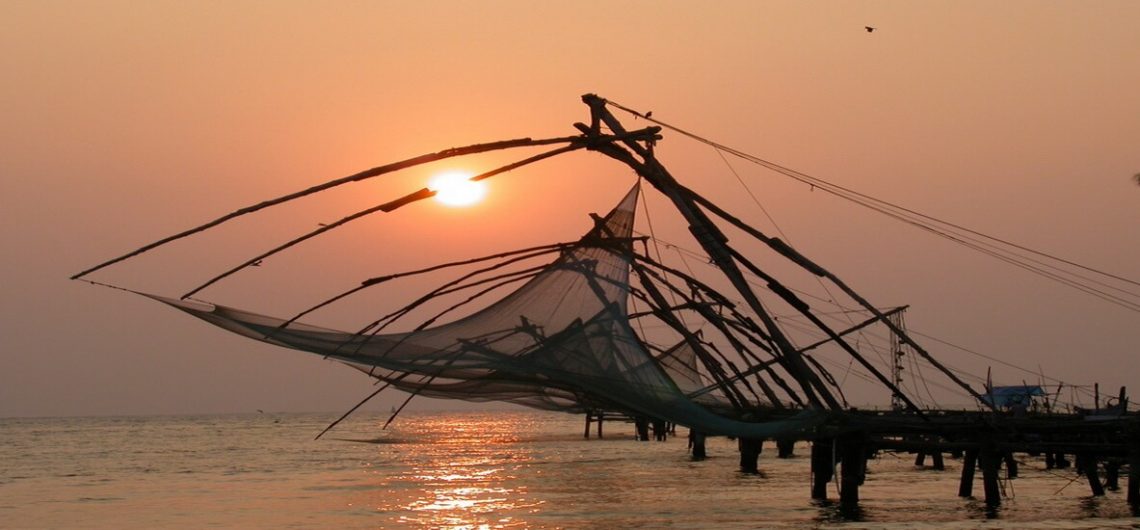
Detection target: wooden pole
<box><xmin>811</xmin><ymin>439</ymin><xmax>834</xmax><ymax>500</ymax></box>
<box><xmin>686</xmin><ymin>188</ymin><xmax>994</xmax><ymax>410</ymax></box>
<box><xmin>739</xmin><ymin>438</ymin><xmax>763</xmax><ymax>474</ymax></box>
<box><xmin>71</xmin><ymin>134</ymin><xmax>592</xmax><ymax>281</ymax></box>
<box><xmin>1082</xmin><ymin>454</ymin><xmax>1105</xmax><ymax>496</ymax></box>
<box><xmin>1003</xmin><ymin>452</ymin><xmax>1018</xmax><ymax>479</ymax></box>
<box><xmin>635</xmin><ymin>417</ymin><xmax>650</xmax><ymax>442</ymax></box>
<box><xmin>979</xmin><ymin>447</ymin><xmax>1002</xmax><ymax>506</ymax></box>
<box><xmin>1128</xmin><ymin>445</ymin><xmax>1140</xmax><ymax>505</ymax></box>
<box><xmin>1105</xmin><ymin>460</ymin><xmax>1120</xmax><ymax>491</ymax></box>
<box><xmin>958</xmin><ymin>448</ymin><xmax>978</xmax><ymax>498</ymax></box>
<box><xmin>840</xmin><ymin>437</ymin><xmax>866</xmax><ymax>505</ymax></box>
<box><xmin>690</xmin><ymin>430</ymin><xmax>707</xmax><ymax>460</ymax></box>
<box><xmin>580</xmin><ymin>94</ymin><xmax>841</xmax><ymax>411</ymax></box>
<box><xmin>777</xmin><ymin>438</ymin><xmax>795</xmax><ymax>458</ymax></box>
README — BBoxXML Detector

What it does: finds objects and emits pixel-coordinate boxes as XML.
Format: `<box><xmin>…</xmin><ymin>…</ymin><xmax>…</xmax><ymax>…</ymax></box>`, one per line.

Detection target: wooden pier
<box><xmin>603</xmin><ymin>407</ymin><xmax>1140</xmax><ymax>508</ymax></box>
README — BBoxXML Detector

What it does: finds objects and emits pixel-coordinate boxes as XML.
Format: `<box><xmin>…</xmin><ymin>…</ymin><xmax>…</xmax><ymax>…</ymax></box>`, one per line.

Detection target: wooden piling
<box><xmin>1105</xmin><ymin>460</ymin><xmax>1120</xmax><ymax>491</ymax></box>
<box><xmin>931</xmin><ymin>450</ymin><xmax>945</xmax><ymax>470</ymax></box>
<box><xmin>914</xmin><ymin>449</ymin><xmax>945</xmax><ymax>470</ymax></box>
<box><xmin>839</xmin><ymin>437</ymin><xmax>866</xmax><ymax>504</ymax></box>
<box><xmin>739</xmin><ymin>438</ymin><xmax>762</xmax><ymax>473</ymax></box>
<box><xmin>777</xmin><ymin>438</ymin><xmax>795</xmax><ymax>458</ymax></box>
<box><xmin>635</xmin><ymin>417</ymin><xmax>650</xmax><ymax>441</ymax></box>
<box><xmin>690</xmin><ymin>430</ymin><xmax>707</xmax><ymax>460</ymax></box>
<box><xmin>1081</xmin><ymin>454</ymin><xmax>1105</xmax><ymax>496</ymax></box>
<box><xmin>1128</xmin><ymin>446</ymin><xmax>1140</xmax><ymax>505</ymax></box>
<box><xmin>811</xmin><ymin>438</ymin><xmax>834</xmax><ymax>500</ymax></box>
<box><xmin>979</xmin><ymin>447</ymin><xmax>1002</xmax><ymax>506</ymax></box>
<box><xmin>1003</xmin><ymin>452</ymin><xmax>1018</xmax><ymax>479</ymax></box>
<box><xmin>583</xmin><ymin>411</ymin><xmax>592</xmax><ymax>439</ymax></box>
<box><xmin>958</xmin><ymin>448</ymin><xmax>978</xmax><ymax>498</ymax></box>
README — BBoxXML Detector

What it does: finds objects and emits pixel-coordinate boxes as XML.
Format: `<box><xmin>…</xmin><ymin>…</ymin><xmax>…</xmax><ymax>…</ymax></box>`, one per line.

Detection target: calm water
<box><xmin>2</xmin><ymin>410</ymin><xmax>1139</xmax><ymax>529</ymax></box>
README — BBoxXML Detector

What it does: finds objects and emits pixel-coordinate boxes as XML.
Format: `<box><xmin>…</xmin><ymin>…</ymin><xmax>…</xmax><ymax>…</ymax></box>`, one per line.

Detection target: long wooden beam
<box><xmin>683</xmin><ymin>186</ymin><xmax>994</xmax><ymax>410</ymax></box>
<box><xmin>580</xmin><ymin>93</ymin><xmax>842</xmax><ymax>411</ymax></box>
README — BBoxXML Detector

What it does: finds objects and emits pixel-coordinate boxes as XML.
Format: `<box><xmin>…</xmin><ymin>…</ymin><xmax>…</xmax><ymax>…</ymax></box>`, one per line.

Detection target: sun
<box><xmin>428</xmin><ymin>171</ymin><xmax>487</xmax><ymax>207</ymax></box>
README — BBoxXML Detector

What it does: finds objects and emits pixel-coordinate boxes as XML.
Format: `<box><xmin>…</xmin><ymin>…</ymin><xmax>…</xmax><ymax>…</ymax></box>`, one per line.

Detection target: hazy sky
<box><xmin>2</xmin><ymin>1</ymin><xmax>1137</xmax><ymax>417</ymax></box>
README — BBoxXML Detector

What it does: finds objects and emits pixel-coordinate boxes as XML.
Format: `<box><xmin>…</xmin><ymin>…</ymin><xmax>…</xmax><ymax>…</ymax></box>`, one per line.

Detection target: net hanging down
<box><xmin>147</xmin><ymin>184</ymin><xmax>823</xmax><ymax>438</ymax></box>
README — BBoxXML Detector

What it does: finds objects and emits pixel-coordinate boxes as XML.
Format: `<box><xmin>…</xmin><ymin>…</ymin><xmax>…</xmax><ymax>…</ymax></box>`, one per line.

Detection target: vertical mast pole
<box><xmin>579</xmin><ymin>94</ymin><xmax>841</xmax><ymax>411</ymax></box>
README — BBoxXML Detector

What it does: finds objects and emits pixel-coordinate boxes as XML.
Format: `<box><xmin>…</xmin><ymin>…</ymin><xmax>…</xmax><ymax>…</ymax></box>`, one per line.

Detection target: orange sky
<box><xmin>2</xmin><ymin>1</ymin><xmax>1138</xmax><ymax>417</ymax></box>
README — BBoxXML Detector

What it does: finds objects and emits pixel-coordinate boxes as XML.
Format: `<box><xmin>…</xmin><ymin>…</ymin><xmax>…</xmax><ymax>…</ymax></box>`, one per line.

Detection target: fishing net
<box><xmin>148</xmin><ymin>184</ymin><xmax>822</xmax><ymax>437</ymax></box>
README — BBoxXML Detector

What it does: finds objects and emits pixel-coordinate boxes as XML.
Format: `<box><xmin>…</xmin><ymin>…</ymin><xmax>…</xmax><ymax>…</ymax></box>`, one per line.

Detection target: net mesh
<box><xmin>148</xmin><ymin>184</ymin><xmax>821</xmax><ymax>437</ymax></box>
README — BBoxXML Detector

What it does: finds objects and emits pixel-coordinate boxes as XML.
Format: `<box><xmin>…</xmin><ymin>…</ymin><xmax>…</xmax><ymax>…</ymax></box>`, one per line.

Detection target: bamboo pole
<box><xmin>579</xmin><ymin>95</ymin><xmax>840</xmax><ymax>411</ymax></box>
<box><xmin>685</xmin><ymin>186</ymin><xmax>993</xmax><ymax>410</ymax></box>
<box><xmin>72</xmin><ymin>135</ymin><xmax>587</xmax><ymax>281</ymax></box>
<box><xmin>180</xmin><ymin>143</ymin><xmax>584</xmax><ymax>299</ymax></box>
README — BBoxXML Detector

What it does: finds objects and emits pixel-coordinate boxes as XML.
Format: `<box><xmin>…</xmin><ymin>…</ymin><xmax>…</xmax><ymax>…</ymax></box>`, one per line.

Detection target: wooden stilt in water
<box><xmin>811</xmin><ymin>438</ymin><xmax>834</xmax><ymax>500</ymax></box>
<box><xmin>635</xmin><ymin>417</ymin><xmax>650</xmax><ymax>441</ymax></box>
<box><xmin>958</xmin><ymin>448</ymin><xmax>978</xmax><ymax>498</ymax></box>
<box><xmin>652</xmin><ymin>419</ymin><xmax>667</xmax><ymax>441</ymax></box>
<box><xmin>1045</xmin><ymin>451</ymin><xmax>1055</xmax><ymax>469</ymax></box>
<box><xmin>914</xmin><ymin>452</ymin><xmax>926</xmax><ymax>467</ymax></box>
<box><xmin>979</xmin><ymin>447</ymin><xmax>1002</xmax><ymax>506</ymax></box>
<box><xmin>1105</xmin><ymin>460</ymin><xmax>1120</xmax><ymax>491</ymax></box>
<box><xmin>1003</xmin><ymin>452</ymin><xmax>1018</xmax><ymax>479</ymax></box>
<box><xmin>583</xmin><ymin>411</ymin><xmax>592</xmax><ymax>439</ymax></box>
<box><xmin>1081</xmin><ymin>453</ymin><xmax>1105</xmax><ymax>496</ymax></box>
<box><xmin>739</xmin><ymin>438</ymin><xmax>762</xmax><ymax>473</ymax></box>
<box><xmin>931</xmin><ymin>450</ymin><xmax>945</xmax><ymax>470</ymax></box>
<box><xmin>839</xmin><ymin>436</ymin><xmax>866</xmax><ymax>505</ymax></box>
<box><xmin>597</xmin><ymin>413</ymin><xmax>604</xmax><ymax>439</ymax></box>
<box><xmin>777</xmin><ymin>438</ymin><xmax>795</xmax><ymax>458</ymax></box>
<box><xmin>1127</xmin><ymin>446</ymin><xmax>1140</xmax><ymax>505</ymax></box>
<box><xmin>689</xmin><ymin>430</ymin><xmax>707</xmax><ymax>460</ymax></box>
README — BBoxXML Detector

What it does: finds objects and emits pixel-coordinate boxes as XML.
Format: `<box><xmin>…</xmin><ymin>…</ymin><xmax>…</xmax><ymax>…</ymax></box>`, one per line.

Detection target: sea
<box><xmin>2</xmin><ymin>410</ymin><xmax>1138</xmax><ymax>529</ymax></box>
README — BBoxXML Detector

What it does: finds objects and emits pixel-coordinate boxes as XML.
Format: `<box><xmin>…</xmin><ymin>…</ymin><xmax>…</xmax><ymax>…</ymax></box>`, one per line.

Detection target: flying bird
<box><xmin>865</xmin><ymin>26</ymin><xmax>875</xmax><ymax>33</ymax></box>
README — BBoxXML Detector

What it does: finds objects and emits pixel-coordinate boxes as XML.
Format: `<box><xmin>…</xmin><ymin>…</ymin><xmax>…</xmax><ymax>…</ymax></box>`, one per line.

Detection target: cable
<box><xmin>602</xmin><ymin>99</ymin><xmax>1140</xmax><ymax>313</ymax></box>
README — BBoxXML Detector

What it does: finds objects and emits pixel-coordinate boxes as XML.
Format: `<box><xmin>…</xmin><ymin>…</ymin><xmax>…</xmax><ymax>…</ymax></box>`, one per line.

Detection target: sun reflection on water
<box><xmin>371</xmin><ymin>414</ymin><xmax>544</xmax><ymax>529</ymax></box>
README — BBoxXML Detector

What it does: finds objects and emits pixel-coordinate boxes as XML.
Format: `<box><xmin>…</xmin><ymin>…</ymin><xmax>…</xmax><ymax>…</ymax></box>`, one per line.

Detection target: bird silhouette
<box><xmin>865</xmin><ymin>26</ymin><xmax>875</xmax><ymax>33</ymax></box>
<box><xmin>644</xmin><ymin>111</ymin><xmax>653</xmax><ymax>119</ymax></box>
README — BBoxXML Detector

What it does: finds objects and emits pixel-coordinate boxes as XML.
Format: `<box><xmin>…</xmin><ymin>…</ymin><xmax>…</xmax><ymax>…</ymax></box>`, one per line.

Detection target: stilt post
<box><xmin>839</xmin><ymin>435</ymin><xmax>866</xmax><ymax>505</ymax></box>
<box><xmin>958</xmin><ymin>448</ymin><xmax>978</xmax><ymax>498</ymax></box>
<box><xmin>979</xmin><ymin>446</ymin><xmax>1002</xmax><ymax>506</ymax></box>
<box><xmin>739</xmin><ymin>438</ymin><xmax>762</xmax><ymax>473</ymax></box>
<box><xmin>811</xmin><ymin>438</ymin><xmax>835</xmax><ymax>500</ymax></box>
<box><xmin>1081</xmin><ymin>453</ymin><xmax>1105</xmax><ymax>496</ymax></box>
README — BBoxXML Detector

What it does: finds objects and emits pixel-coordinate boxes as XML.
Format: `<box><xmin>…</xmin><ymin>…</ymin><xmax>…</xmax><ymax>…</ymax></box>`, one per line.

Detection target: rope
<box><xmin>602</xmin><ymin>98</ymin><xmax>1140</xmax><ymax>313</ymax></box>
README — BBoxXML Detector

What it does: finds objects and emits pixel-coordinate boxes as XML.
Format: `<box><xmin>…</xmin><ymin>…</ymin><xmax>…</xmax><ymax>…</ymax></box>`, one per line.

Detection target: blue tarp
<box><xmin>981</xmin><ymin>385</ymin><xmax>1046</xmax><ymax>408</ymax></box>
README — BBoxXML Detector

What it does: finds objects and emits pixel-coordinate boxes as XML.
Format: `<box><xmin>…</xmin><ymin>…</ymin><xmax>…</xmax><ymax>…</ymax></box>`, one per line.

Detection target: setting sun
<box><xmin>428</xmin><ymin>171</ymin><xmax>487</xmax><ymax>207</ymax></box>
